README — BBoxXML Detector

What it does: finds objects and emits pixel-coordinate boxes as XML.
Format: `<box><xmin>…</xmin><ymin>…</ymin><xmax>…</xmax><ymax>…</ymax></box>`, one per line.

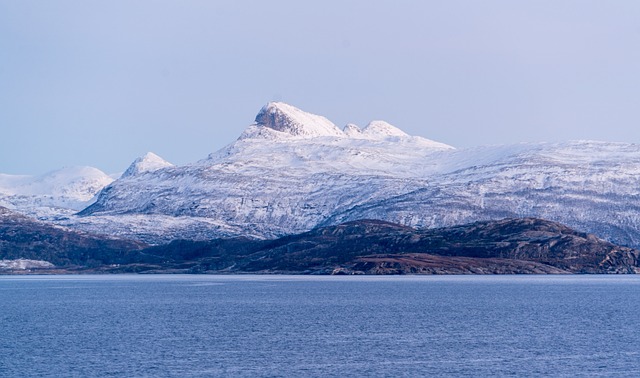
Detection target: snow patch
<box><xmin>0</xmin><ymin>259</ymin><xmax>55</xmax><ymax>270</ymax></box>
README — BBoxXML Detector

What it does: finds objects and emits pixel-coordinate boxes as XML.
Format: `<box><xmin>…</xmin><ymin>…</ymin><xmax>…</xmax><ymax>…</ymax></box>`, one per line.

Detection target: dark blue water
<box><xmin>1</xmin><ymin>275</ymin><xmax>640</xmax><ymax>377</ymax></box>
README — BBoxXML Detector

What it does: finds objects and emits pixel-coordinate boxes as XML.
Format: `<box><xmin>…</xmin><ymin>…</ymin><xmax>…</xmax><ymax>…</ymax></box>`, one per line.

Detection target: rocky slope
<box><xmin>321</xmin><ymin>141</ymin><xmax>640</xmax><ymax>248</ymax></box>
<box><xmin>2</xmin><ymin>212</ymin><xmax>638</xmax><ymax>274</ymax></box>
<box><xmin>114</xmin><ymin>218</ymin><xmax>640</xmax><ymax>274</ymax></box>
<box><xmin>230</xmin><ymin>218</ymin><xmax>640</xmax><ymax>274</ymax></box>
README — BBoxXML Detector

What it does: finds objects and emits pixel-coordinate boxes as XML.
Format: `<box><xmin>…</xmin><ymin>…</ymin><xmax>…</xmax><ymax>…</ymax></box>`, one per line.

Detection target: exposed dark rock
<box><xmin>136</xmin><ymin>218</ymin><xmax>640</xmax><ymax>274</ymax></box>
<box><xmin>347</xmin><ymin>254</ymin><xmax>569</xmax><ymax>275</ymax></box>
<box><xmin>1</xmin><ymin>208</ymin><xmax>638</xmax><ymax>274</ymax></box>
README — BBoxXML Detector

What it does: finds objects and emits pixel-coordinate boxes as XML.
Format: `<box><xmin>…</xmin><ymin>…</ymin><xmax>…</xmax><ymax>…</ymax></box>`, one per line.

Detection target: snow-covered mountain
<box><xmin>121</xmin><ymin>152</ymin><xmax>174</xmax><ymax>178</ymax></box>
<box><xmin>68</xmin><ymin>102</ymin><xmax>640</xmax><ymax>247</ymax></box>
<box><xmin>0</xmin><ymin>166</ymin><xmax>114</xmax><ymax>219</ymax></box>
<box><xmin>320</xmin><ymin>141</ymin><xmax>640</xmax><ymax>247</ymax></box>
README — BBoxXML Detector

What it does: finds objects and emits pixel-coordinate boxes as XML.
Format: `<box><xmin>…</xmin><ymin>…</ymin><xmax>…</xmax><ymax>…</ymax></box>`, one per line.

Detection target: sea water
<box><xmin>1</xmin><ymin>275</ymin><xmax>639</xmax><ymax>377</ymax></box>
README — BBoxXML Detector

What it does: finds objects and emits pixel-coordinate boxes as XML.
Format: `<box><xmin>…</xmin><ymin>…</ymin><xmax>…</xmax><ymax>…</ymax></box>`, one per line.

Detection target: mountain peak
<box><xmin>362</xmin><ymin>120</ymin><xmax>409</xmax><ymax>138</ymax></box>
<box><xmin>343</xmin><ymin>123</ymin><xmax>362</xmax><ymax>137</ymax></box>
<box><xmin>122</xmin><ymin>152</ymin><xmax>173</xmax><ymax>178</ymax></box>
<box><xmin>254</xmin><ymin>102</ymin><xmax>344</xmax><ymax>138</ymax></box>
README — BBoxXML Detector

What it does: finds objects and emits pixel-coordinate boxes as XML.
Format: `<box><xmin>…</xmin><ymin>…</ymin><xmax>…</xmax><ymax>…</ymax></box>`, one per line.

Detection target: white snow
<box><xmin>0</xmin><ymin>167</ymin><xmax>108</xmax><ymax>197</ymax></box>
<box><xmin>0</xmin><ymin>259</ymin><xmax>55</xmax><ymax>270</ymax></box>
<box><xmin>343</xmin><ymin>123</ymin><xmax>362</xmax><ymax>137</ymax></box>
<box><xmin>361</xmin><ymin>120</ymin><xmax>409</xmax><ymax>138</ymax></box>
<box><xmin>122</xmin><ymin>152</ymin><xmax>174</xmax><ymax>178</ymax></box>
<box><xmin>0</xmin><ymin>166</ymin><xmax>114</xmax><ymax>218</ymax></box>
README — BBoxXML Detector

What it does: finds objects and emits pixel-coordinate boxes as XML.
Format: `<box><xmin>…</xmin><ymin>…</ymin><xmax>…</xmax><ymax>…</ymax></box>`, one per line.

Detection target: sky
<box><xmin>1</xmin><ymin>0</ymin><xmax>640</xmax><ymax>175</ymax></box>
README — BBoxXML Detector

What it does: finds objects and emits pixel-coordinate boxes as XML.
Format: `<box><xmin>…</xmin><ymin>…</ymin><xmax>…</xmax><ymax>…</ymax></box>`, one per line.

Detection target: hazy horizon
<box><xmin>2</xmin><ymin>1</ymin><xmax>640</xmax><ymax>175</ymax></box>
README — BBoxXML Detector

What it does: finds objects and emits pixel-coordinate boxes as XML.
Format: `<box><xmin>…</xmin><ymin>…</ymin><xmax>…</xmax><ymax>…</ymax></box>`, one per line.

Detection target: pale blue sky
<box><xmin>1</xmin><ymin>1</ymin><xmax>639</xmax><ymax>174</ymax></box>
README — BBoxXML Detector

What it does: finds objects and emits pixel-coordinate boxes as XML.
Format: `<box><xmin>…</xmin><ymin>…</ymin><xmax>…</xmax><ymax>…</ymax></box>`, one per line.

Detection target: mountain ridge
<box><xmin>71</xmin><ymin>103</ymin><xmax>640</xmax><ymax>248</ymax></box>
<box><xmin>255</xmin><ymin>102</ymin><xmax>345</xmax><ymax>138</ymax></box>
<box><xmin>3</xmin><ymin>102</ymin><xmax>640</xmax><ymax>250</ymax></box>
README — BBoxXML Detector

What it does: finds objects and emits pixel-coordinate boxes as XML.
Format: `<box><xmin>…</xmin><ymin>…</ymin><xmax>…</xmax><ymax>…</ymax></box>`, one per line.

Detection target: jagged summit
<box><xmin>254</xmin><ymin>102</ymin><xmax>344</xmax><ymax>138</ymax></box>
<box><xmin>343</xmin><ymin>120</ymin><xmax>411</xmax><ymax>140</ymax></box>
<box><xmin>249</xmin><ymin>102</ymin><xmax>452</xmax><ymax>149</ymax></box>
<box><xmin>122</xmin><ymin>152</ymin><xmax>173</xmax><ymax>178</ymax></box>
<box><xmin>216</xmin><ymin>102</ymin><xmax>454</xmax><ymax>164</ymax></box>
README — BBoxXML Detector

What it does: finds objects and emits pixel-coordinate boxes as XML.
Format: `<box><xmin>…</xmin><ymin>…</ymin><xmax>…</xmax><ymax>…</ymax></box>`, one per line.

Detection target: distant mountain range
<box><xmin>0</xmin><ymin>166</ymin><xmax>114</xmax><ymax>219</ymax></box>
<box><xmin>2</xmin><ymin>102</ymin><xmax>640</xmax><ymax>255</ymax></box>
